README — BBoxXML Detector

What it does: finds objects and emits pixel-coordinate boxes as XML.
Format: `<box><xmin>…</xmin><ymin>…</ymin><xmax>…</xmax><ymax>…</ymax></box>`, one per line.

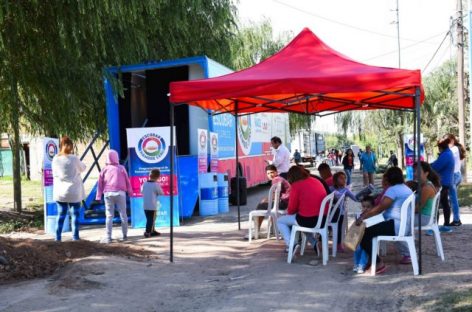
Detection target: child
<box><xmin>96</xmin><ymin>149</ymin><xmax>132</xmax><ymax>243</ymax></box>
<box><xmin>353</xmin><ymin>196</ymin><xmax>374</xmax><ymax>274</ymax></box>
<box><xmin>331</xmin><ymin>171</ymin><xmax>358</xmax><ymax>252</ymax></box>
<box><xmin>141</xmin><ymin>169</ymin><xmax>164</xmax><ymax>238</ymax></box>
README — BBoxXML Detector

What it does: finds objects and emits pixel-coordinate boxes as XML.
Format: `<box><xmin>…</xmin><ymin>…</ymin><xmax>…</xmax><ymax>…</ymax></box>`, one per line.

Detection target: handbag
<box><xmin>344</xmin><ymin>221</ymin><xmax>366</xmax><ymax>251</ymax></box>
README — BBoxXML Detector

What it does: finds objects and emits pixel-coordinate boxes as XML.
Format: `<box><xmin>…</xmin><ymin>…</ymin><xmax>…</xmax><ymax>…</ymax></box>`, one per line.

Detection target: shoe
<box><xmin>119</xmin><ymin>236</ymin><xmax>128</xmax><ymax>242</ymax></box>
<box><xmin>439</xmin><ymin>226</ymin><xmax>452</xmax><ymax>233</ymax></box>
<box><xmin>375</xmin><ymin>264</ymin><xmax>387</xmax><ymax>274</ymax></box>
<box><xmin>400</xmin><ymin>256</ymin><xmax>411</xmax><ymax>265</ymax></box>
<box><xmin>425</xmin><ymin>230</ymin><xmax>433</xmax><ymax>236</ymax></box>
<box><xmin>151</xmin><ymin>231</ymin><xmax>161</xmax><ymax>237</ymax></box>
<box><xmin>449</xmin><ymin>220</ymin><xmax>462</xmax><ymax>226</ymax></box>
<box><xmin>144</xmin><ymin>232</ymin><xmax>151</xmax><ymax>238</ymax></box>
<box><xmin>100</xmin><ymin>238</ymin><xmax>112</xmax><ymax>244</ymax></box>
<box><xmin>337</xmin><ymin>244</ymin><xmax>345</xmax><ymax>253</ymax></box>
<box><xmin>356</xmin><ymin>267</ymin><xmax>365</xmax><ymax>274</ymax></box>
<box><xmin>353</xmin><ymin>265</ymin><xmax>359</xmax><ymax>272</ymax></box>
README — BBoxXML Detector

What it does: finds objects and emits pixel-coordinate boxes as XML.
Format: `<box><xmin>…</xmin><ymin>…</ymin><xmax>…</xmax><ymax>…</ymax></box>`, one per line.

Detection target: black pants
<box><xmin>439</xmin><ymin>186</ymin><xmax>451</xmax><ymax>226</ymax></box>
<box><xmin>360</xmin><ymin>219</ymin><xmax>395</xmax><ymax>263</ymax></box>
<box><xmin>144</xmin><ymin>210</ymin><xmax>156</xmax><ymax>233</ymax></box>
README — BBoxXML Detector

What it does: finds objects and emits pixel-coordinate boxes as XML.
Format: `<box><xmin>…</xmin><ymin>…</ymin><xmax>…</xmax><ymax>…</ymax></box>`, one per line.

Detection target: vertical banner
<box><xmin>43</xmin><ymin>138</ymin><xmax>59</xmax><ymax>234</ymax></box>
<box><xmin>197</xmin><ymin>128</ymin><xmax>208</xmax><ymax>173</ymax></box>
<box><xmin>404</xmin><ymin>134</ymin><xmax>425</xmax><ymax>181</ymax></box>
<box><xmin>210</xmin><ymin>132</ymin><xmax>218</xmax><ymax>173</ymax></box>
<box><xmin>126</xmin><ymin>127</ymin><xmax>180</xmax><ymax>228</ymax></box>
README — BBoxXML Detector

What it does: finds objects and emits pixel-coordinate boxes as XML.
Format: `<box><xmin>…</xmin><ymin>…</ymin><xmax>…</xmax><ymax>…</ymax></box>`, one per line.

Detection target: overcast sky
<box><xmin>237</xmin><ymin>0</ymin><xmax>457</xmax><ymax>73</ymax></box>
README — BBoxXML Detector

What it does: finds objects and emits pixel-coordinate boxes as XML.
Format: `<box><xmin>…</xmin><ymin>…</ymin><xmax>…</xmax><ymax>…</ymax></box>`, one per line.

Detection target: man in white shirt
<box><xmin>267</xmin><ymin>136</ymin><xmax>290</xmax><ymax>179</ymax></box>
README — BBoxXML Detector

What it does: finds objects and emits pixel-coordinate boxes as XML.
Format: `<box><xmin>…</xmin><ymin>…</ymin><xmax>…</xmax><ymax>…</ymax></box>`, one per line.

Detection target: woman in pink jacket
<box><xmin>96</xmin><ymin>150</ymin><xmax>132</xmax><ymax>243</ymax></box>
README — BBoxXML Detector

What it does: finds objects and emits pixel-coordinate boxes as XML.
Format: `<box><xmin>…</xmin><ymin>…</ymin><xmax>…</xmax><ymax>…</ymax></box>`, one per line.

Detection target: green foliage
<box><xmin>0</xmin><ymin>0</ymin><xmax>238</xmax><ymax>140</ymax></box>
<box><xmin>230</xmin><ymin>19</ymin><xmax>291</xmax><ymax>70</ymax></box>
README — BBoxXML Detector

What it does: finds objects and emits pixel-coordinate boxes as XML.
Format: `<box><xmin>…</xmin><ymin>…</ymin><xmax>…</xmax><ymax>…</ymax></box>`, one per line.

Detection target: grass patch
<box><xmin>429</xmin><ymin>289</ymin><xmax>472</xmax><ymax>312</ymax></box>
<box><xmin>457</xmin><ymin>183</ymin><xmax>472</xmax><ymax>207</ymax></box>
<box><xmin>0</xmin><ymin>210</ymin><xmax>43</xmax><ymax>234</ymax></box>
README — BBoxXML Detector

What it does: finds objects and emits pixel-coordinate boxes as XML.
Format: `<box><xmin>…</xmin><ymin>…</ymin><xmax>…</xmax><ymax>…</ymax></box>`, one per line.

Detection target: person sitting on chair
<box><xmin>247</xmin><ymin>165</ymin><xmax>290</xmax><ymax>239</ymax></box>
<box><xmin>277</xmin><ymin>166</ymin><xmax>327</xmax><ymax>254</ymax></box>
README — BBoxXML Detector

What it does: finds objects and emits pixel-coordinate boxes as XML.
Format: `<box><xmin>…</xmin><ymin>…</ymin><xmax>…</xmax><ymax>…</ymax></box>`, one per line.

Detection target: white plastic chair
<box><xmin>248</xmin><ymin>183</ymin><xmax>282</xmax><ymax>242</ymax></box>
<box><xmin>287</xmin><ymin>192</ymin><xmax>336</xmax><ymax>265</ymax></box>
<box><xmin>415</xmin><ymin>188</ymin><xmax>445</xmax><ymax>261</ymax></box>
<box><xmin>327</xmin><ymin>193</ymin><xmax>346</xmax><ymax>257</ymax></box>
<box><xmin>371</xmin><ymin>192</ymin><xmax>418</xmax><ymax>276</ymax></box>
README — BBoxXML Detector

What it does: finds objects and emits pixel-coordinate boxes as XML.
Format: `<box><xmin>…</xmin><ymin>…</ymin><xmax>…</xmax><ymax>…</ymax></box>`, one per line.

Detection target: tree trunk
<box><xmin>10</xmin><ymin>80</ymin><xmax>22</xmax><ymax>213</ymax></box>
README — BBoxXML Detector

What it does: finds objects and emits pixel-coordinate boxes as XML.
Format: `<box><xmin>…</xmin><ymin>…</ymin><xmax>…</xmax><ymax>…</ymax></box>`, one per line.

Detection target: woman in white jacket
<box><xmin>52</xmin><ymin>136</ymin><xmax>86</xmax><ymax>241</ymax></box>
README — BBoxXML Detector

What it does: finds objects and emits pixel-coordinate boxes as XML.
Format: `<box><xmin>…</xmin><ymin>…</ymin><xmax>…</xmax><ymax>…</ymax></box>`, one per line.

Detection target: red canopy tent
<box><xmin>170</xmin><ymin>27</ymin><xmax>424</xmax><ymax>115</ymax></box>
<box><xmin>168</xmin><ymin>28</ymin><xmax>425</xmax><ymax>272</ymax></box>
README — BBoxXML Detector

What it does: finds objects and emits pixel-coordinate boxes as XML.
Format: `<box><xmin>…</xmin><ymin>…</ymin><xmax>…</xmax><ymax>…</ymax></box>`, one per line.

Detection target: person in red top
<box><xmin>277</xmin><ymin>166</ymin><xmax>328</xmax><ymax>253</ymax></box>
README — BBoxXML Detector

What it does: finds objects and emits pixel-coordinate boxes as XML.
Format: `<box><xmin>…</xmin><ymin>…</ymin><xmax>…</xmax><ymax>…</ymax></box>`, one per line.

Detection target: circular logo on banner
<box><xmin>238</xmin><ymin>115</ymin><xmax>252</xmax><ymax>155</ymax></box>
<box><xmin>45</xmin><ymin>140</ymin><xmax>58</xmax><ymax>161</ymax></box>
<box><xmin>407</xmin><ymin>137</ymin><xmax>415</xmax><ymax>152</ymax></box>
<box><xmin>199</xmin><ymin>131</ymin><xmax>207</xmax><ymax>150</ymax></box>
<box><xmin>211</xmin><ymin>135</ymin><xmax>218</xmax><ymax>153</ymax></box>
<box><xmin>137</xmin><ymin>133</ymin><xmax>168</xmax><ymax>163</ymax></box>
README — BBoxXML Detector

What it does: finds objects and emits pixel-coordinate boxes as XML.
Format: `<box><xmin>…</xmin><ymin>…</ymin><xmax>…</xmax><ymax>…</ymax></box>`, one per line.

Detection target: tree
<box><xmin>0</xmin><ymin>0</ymin><xmax>238</xmax><ymax>212</ymax></box>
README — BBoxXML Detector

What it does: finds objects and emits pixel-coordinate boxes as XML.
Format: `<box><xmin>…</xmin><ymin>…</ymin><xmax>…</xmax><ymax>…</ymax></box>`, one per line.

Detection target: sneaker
<box><xmin>353</xmin><ymin>265</ymin><xmax>359</xmax><ymax>272</ymax></box>
<box><xmin>144</xmin><ymin>232</ymin><xmax>151</xmax><ymax>238</ymax></box>
<box><xmin>449</xmin><ymin>220</ymin><xmax>462</xmax><ymax>226</ymax></box>
<box><xmin>119</xmin><ymin>236</ymin><xmax>128</xmax><ymax>242</ymax></box>
<box><xmin>400</xmin><ymin>256</ymin><xmax>411</xmax><ymax>265</ymax></box>
<box><xmin>100</xmin><ymin>238</ymin><xmax>112</xmax><ymax>244</ymax></box>
<box><xmin>425</xmin><ymin>230</ymin><xmax>433</xmax><ymax>236</ymax></box>
<box><xmin>151</xmin><ymin>231</ymin><xmax>161</xmax><ymax>237</ymax></box>
<box><xmin>356</xmin><ymin>266</ymin><xmax>365</xmax><ymax>274</ymax></box>
<box><xmin>439</xmin><ymin>226</ymin><xmax>452</xmax><ymax>233</ymax></box>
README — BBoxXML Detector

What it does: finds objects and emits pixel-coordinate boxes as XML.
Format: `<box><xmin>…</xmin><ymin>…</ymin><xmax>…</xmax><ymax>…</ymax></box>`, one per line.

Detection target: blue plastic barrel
<box><xmin>199</xmin><ymin>173</ymin><xmax>218</xmax><ymax>216</ymax></box>
<box><xmin>217</xmin><ymin>173</ymin><xmax>229</xmax><ymax>213</ymax></box>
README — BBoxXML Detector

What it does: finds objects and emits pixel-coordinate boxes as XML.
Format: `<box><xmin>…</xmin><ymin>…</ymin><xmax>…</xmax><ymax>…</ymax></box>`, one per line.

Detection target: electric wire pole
<box><xmin>457</xmin><ymin>0</ymin><xmax>467</xmax><ymax>181</ymax></box>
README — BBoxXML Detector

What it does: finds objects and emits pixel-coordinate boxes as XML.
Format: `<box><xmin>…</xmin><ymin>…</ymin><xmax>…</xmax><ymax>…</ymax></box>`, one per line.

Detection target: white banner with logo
<box><xmin>210</xmin><ymin>132</ymin><xmax>218</xmax><ymax>172</ymax></box>
<box><xmin>43</xmin><ymin>137</ymin><xmax>59</xmax><ymax>234</ymax></box>
<box><xmin>126</xmin><ymin>127</ymin><xmax>179</xmax><ymax>228</ymax></box>
<box><xmin>197</xmin><ymin>128</ymin><xmax>208</xmax><ymax>173</ymax></box>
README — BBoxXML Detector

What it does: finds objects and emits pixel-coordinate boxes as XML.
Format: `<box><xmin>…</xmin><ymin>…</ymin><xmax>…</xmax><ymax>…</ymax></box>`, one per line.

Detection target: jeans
<box><xmin>56</xmin><ymin>202</ymin><xmax>81</xmax><ymax>241</ymax></box>
<box><xmin>353</xmin><ymin>246</ymin><xmax>368</xmax><ymax>268</ymax></box>
<box><xmin>277</xmin><ymin>214</ymin><xmax>318</xmax><ymax>248</ymax></box>
<box><xmin>450</xmin><ymin>172</ymin><xmax>462</xmax><ymax>222</ymax></box>
<box><xmin>104</xmin><ymin>194</ymin><xmax>128</xmax><ymax>239</ymax></box>
<box><xmin>345</xmin><ymin>168</ymin><xmax>352</xmax><ymax>186</ymax></box>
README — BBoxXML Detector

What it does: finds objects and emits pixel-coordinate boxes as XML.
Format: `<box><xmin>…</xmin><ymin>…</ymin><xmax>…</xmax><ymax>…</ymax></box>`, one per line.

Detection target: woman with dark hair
<box><xmin>342</xmin><ymin>148</ymin><xmax>355</xmax><ymax>186</ymax></box>
<box><xmin>356</xmin><ymin>167</ymin><xmax>413</xmax><ymax>273</ymax></box>
<box><xmin>431</xmin><ymin>136</ymin><xmax>455</xmax><ymax>229</ymax></box>
<box><xmin>446</xmin><ymin>133</ymin><xmax>466</xmax><ymax>226</ymax></box>
<box><xmin>413</xmin><ymin>161</ymin><xmax>440</xmax><ymax>226</ymax></box>
<box><xmin>52</xmin><ymin>136</ymin><xmax>86</xmax><ymax>241</ymax></box>
<box><xmin>277</xmin><ymin>166</ymin><xmax>328</xmax><ymax>253</ymax></box>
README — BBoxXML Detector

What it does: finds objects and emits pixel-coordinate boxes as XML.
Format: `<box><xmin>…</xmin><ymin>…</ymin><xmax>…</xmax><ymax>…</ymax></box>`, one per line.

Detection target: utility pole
<box><xmin>395</xmin><ymin>0</ymin><xmax>401</xmax><ymax>68</ymax></box>
<box><xmin>457</xmin><ymin>0</ymin><xmax>467</xmax><ymax>181</ymax></box>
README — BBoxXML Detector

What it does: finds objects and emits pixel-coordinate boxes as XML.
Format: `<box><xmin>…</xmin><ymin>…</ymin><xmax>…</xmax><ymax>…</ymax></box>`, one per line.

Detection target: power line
<box><xmin>361</xmin><ymin>31</ymin><xmax>449</xmax><ymax>62</ymax></box>
<box><xmin>273</xmin><ymin>0</ymin><xmax>441</xmax><ymax>44</ymax></box>
<box><xmin>422</xmin><ymin>31</ymin><xmax>452</xmax><ymax>72</ymax></box>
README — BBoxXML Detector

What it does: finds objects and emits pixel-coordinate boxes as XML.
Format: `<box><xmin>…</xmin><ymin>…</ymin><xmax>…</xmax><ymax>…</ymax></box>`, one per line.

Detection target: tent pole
<box><xmin>415</xmin><ymin>86</ymin><xmax>422</xmax><ymax>275</ymax></box>
<box><xmin>235</xmin><ymin>101</ymin><xmax>241</xmax><ymax>230</ymax></box>
<box><xmin>170</xmin><ymin>102</ymin><xmax>175</xmax><ymax>263</ymax></box>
